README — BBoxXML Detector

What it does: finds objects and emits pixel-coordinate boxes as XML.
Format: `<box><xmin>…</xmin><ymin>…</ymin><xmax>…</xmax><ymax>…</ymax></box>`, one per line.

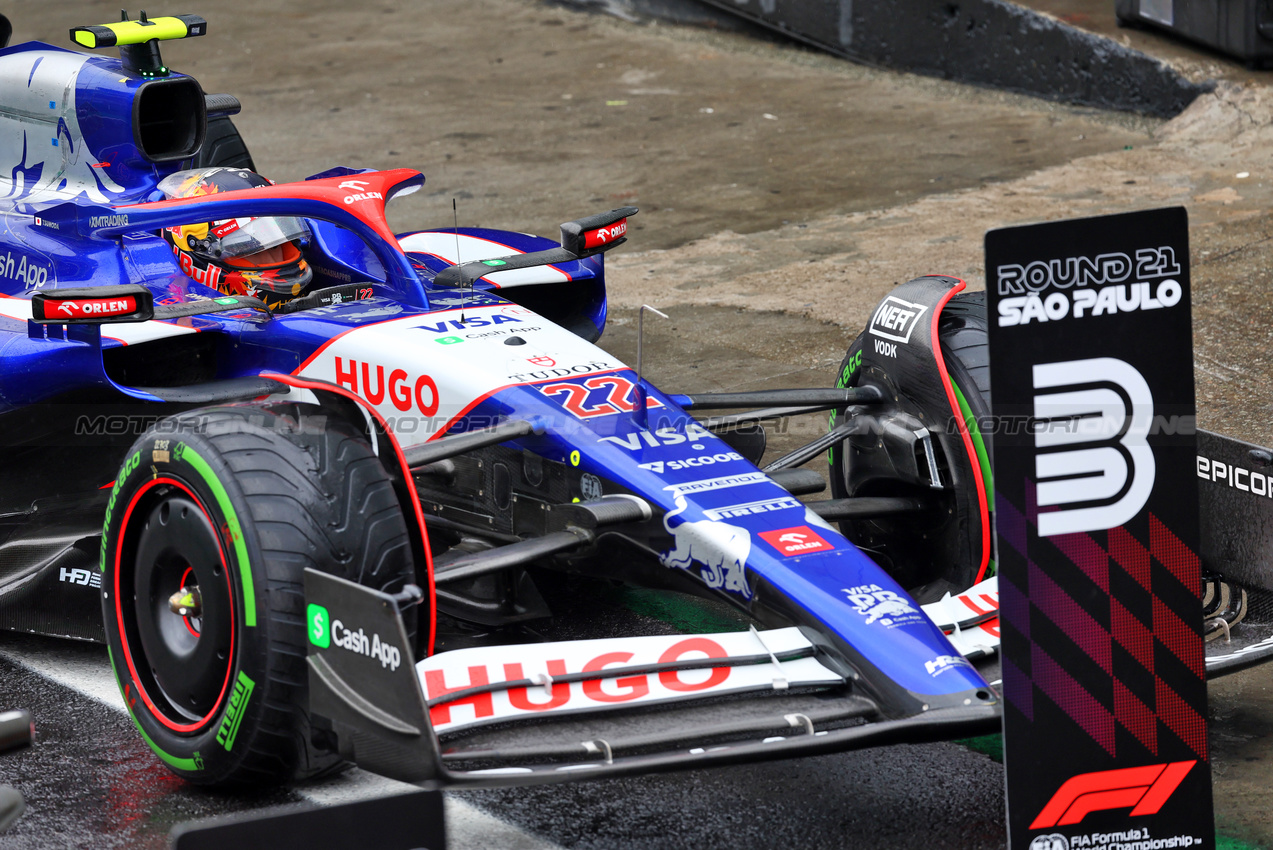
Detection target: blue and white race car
<box><xmin>0</xmin><ymin>12</ymin><xmax>1018</xmax><ymax>789</ymax></box>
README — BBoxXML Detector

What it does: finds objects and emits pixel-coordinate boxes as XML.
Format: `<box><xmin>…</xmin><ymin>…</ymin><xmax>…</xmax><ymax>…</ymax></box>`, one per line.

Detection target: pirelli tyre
<box><xmin>828</xmin><ymin>291</ymin><xmax>993</xmax><ymax>596</ymax></box>
<box><xmin>100</xmin><ymin>403</ymin><xmax>414</xmax><ymax>787</ymax></box>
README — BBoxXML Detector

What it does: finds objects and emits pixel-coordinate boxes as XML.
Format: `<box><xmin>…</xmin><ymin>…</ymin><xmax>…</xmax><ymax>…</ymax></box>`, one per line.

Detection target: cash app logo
<box><xmin>307</xmin><ymin>603</ymin><xmax>331</xmax><ymax>648</ymax></box>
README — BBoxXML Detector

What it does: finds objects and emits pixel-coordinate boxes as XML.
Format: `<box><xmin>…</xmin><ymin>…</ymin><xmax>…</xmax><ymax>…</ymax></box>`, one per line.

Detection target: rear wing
<box><xmin>303</xmin><ymin>568</ymin><xmax>998</xmax><ymax>788</ymax></box>
<box><xmin>432</xmin><ymin>207</ymin><xmax>637</xmax><ymax>288</ymax></box>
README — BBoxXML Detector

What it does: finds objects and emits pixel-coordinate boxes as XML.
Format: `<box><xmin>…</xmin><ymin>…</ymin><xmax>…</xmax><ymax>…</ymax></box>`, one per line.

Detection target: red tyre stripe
<box><xmin>114</xmin><ymin>476</ymin><xmax>236</xmax><ymax>734</ymax></box>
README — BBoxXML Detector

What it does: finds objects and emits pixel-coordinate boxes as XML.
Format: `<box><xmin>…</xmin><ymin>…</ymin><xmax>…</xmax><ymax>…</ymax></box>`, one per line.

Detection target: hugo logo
<box><xmin>334</xmin><ymin>357</ymin><xmax>439</xmax><ymax>417</ymax></box>
<box><xmin>423</xmin><ymin>637</ymin><xmax>731</xmax><ymax>727</ymax></box>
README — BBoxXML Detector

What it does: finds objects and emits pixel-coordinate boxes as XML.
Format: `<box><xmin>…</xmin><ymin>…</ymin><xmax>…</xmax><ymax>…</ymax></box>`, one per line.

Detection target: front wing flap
<box><xmin>304</xmin><ymin>569</ymin><xmax>1000</xmax><ymax>788</ymax></box>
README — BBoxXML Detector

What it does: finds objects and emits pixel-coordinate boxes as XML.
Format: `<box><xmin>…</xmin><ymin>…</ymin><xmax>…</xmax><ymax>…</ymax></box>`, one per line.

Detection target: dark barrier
<box><xmin>586</xmin><ymin>0</ymin><xmax>1212</xmax><ymax>116</ymax></box>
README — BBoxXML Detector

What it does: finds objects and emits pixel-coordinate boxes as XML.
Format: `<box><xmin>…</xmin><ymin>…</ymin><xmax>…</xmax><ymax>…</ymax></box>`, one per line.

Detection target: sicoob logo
<box><xmin>869</xmin><ymin>296</ymin><xmax>928</xmax><ymax>344</ymax></box>
<box><xmin>1033</xmin><ymin>357</ymin><xmax>1154</xmax><ymax>537</ymax></box>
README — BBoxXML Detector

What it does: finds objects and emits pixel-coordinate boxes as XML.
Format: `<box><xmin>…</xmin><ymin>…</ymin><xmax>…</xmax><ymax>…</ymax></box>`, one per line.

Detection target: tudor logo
<box><xmin>1030</xmin><ymin>761</ymin><xmax>1196</xmax><ymax>829</ymax></box>
<box><xmin>1033</xmin><ymin>357</ymin><xmax>1155</xmax><ymax>537</ymax></box>
<box><xmin>869</xmin><ymin>296</ymin><xmax>928</xmax><ymax>344</ymax></box>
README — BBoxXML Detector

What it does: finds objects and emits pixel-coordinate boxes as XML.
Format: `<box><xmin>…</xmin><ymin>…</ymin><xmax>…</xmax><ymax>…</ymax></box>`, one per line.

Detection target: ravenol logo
<box><xmin>216</xmin><ymin>671</ymin><xmax>255</xmax><ymax>752</ymax></box>
<box><xmin>1033</xmin><ymin>358</ymin><xmax>1154</xmax><ymax>537</ymax></box>
<box><xmin>869</xmin><ymin>296</ymin><xmax>927</xmax><ymax>344</ymax></box>
<box><xmin>307</xmin><ymin>603</ymin><xmax>331</xmax><ymax>648</ymax></box>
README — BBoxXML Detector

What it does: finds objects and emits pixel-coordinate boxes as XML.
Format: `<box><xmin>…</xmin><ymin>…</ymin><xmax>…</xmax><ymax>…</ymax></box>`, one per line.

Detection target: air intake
<box><xmin>133</xmin><ymin>77</ymin><xmax>206</xmax><ymax>162</ymax></box>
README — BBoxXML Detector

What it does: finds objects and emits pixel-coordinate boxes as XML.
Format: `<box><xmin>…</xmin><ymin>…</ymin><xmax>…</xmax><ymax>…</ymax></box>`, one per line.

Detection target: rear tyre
<box><xmin>192</xmin><ymin>115</ymin><xmax>256</xmax><ymax>171</ymax></box>
<box><xmin>101</xmin><ymin>403</ymin><xmax>414</xmax><ymax>787</ymax></box>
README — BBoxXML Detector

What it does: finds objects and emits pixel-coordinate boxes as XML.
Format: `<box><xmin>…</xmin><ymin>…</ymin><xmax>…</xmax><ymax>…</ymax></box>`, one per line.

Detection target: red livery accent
<box><xmin>759</xmin><ymin>526</ymin><xmax>835</xmax><ymax>557</ymax></box>
<box><xmin>1029</xmin><ymin>761</ymin><xmax>1196</xmax><ymax>829</ymax></box>
<box><xmin>133</xmin><ymin>168</ymin><xmax>425</xmax><ymax>250</ymax></box>
<box><xmin>583</xmin><ymin>218</ymin><xmax>627</xmax><ymax>249</ymax></box>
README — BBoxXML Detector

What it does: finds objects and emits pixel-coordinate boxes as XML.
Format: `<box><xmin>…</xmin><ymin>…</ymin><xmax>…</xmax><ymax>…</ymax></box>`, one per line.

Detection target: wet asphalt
<box><xmin>0</xmin><ymin>612</ymin><xmax>1008</xmax><ymax>850</ymax></box>
<box><xmin>5</xmin><ymin>2</ymin><xmax>1273</xmax><ymax>849</ymax></box>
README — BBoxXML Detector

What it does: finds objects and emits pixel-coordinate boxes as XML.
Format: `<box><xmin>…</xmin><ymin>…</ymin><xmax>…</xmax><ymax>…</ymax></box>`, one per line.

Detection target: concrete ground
<box><xmin>6</xmin><ymin>0</ymin><xmax>1273</xmax><ymax>846</ymax></box>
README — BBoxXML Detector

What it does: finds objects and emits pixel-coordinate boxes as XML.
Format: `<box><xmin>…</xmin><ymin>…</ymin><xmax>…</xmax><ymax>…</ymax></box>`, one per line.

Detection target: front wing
<box><xmin>304</xmin><ymin>570</ymin><xmax>1000</xmax><ymax>787</ymax></box>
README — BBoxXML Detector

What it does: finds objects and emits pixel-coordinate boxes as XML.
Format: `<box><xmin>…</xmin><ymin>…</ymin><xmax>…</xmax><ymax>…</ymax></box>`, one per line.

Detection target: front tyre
<box><xmin>101</xmin><ymin>404</ymin><xmax>414</xmax><ymax>786</ymax></box>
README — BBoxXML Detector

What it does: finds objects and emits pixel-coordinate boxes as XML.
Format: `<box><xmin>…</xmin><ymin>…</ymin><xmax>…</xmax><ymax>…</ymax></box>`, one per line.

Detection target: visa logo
<box><xmin>417</xmin><ymin>315</ymin><xmax>524</xmax><ymax>333</ymax></box>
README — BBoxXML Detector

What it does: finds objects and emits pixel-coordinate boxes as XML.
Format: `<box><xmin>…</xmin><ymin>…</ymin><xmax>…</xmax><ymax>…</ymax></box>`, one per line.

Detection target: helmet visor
<box><xmin>211</xmin><ymin>216</ymin><xmax>310</xmax><ymax>258</ymax></box>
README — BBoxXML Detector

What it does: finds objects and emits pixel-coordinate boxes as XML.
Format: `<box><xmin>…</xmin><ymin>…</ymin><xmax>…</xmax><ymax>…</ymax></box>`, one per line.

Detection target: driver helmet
<box><xmin>158</xmin><ymin>167</ymin><xmax>313</xmax><ymax>308</ymax></box>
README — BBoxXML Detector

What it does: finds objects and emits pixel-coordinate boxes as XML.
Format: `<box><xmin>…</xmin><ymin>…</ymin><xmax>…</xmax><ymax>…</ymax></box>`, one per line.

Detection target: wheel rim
<box><xmin>115</xmin><ymin>477</ymin><xmax>236</xmax><ymax>733</ymax></box>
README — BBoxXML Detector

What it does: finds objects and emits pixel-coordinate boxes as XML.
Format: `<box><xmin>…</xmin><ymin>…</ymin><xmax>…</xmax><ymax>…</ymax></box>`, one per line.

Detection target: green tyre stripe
<box><xmin>107</xmin><ymin>648</ymin><xmax>202</xmax><ymax>772</ymax></box>
<box><xmin>951</xmin><ymin>381</ymin><xmax>994</xmax><ymax>506</ymax></box>
<box><xmin>181</xmin><ymin>445</ymin><xmax>257</xmax><ymax>627</ymax></box>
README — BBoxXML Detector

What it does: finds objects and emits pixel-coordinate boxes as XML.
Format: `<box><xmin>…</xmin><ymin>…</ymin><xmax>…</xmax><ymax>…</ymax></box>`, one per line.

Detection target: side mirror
<box><xmin>559</xmin><ymin>207</ymin><xmax>637</xmax><ymax>258</ymax></box>
<box><xmin>31</xmin><ymin>285</ymin><xmax>155</xmax><ymax>324</ymax></box>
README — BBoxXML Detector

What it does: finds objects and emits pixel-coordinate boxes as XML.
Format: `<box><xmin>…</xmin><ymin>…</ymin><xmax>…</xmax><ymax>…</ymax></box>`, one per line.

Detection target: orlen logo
<box><xmin>338</xmin><ymin>179</ymin><xmax>383</xmax><ymax>205</ymax></box>
<box><xmin>869</xmin><ymin>295</ymin><xmax>928</xmax><ymax>344</ymax></box>
<box><xmin>1033</xmin><ymin>358</ymin><xmax>1154</xmax><ymax>537</ymax></box>
<box><xmin>52</xmin><ymin>296</ymin><xmax>136</xmax><ymax>317</ymax></box>
<box><xmin>1030</xmin><ymin>761</ymin><xmax>1196</xmax><ymax>829</ymax></box>
<box><xmin>759</xmin><ymin>526</ymin><xmax>834</xmax><ymax>557</ymax></box>
<box><xmin>584</xmin><ymin>219</ymin><xmax>627</xmax><ymax>249</ymax></box>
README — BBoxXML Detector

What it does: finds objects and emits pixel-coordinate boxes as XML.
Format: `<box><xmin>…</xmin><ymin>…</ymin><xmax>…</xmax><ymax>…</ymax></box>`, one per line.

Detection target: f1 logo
<box><xmin>1030</xmin><ymin>761</ymin><xmax>1195</xmax><ymax>829</ymax></box>
<box><xmin>1033</xmin><ymin>357</ymin><xmax>1155</xmax><ymax>537</ymax></box>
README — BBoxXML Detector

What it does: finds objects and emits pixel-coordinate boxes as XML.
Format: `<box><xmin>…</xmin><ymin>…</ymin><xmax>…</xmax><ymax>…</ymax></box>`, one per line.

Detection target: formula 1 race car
<box><xmin>0</xmin><ymin>13</ymin><xmax>1261</xmax><ymax>793</ymax></box>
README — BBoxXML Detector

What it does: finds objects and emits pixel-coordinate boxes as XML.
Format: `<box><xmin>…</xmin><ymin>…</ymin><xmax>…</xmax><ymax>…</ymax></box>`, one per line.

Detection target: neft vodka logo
<box><xmin>1033</xmin><ymin>358</ymin><xmax>1155</xmax><ymax>537</ymax></box>
<box><xmin>997</xmin><ymin>247</ymin><xmax>1183</xmax><ymax>327</ymax></box>
<box><xmin>869</xmin><ymin>296</ymin><xmax>928</xmax><ymax>344</ymax></box>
